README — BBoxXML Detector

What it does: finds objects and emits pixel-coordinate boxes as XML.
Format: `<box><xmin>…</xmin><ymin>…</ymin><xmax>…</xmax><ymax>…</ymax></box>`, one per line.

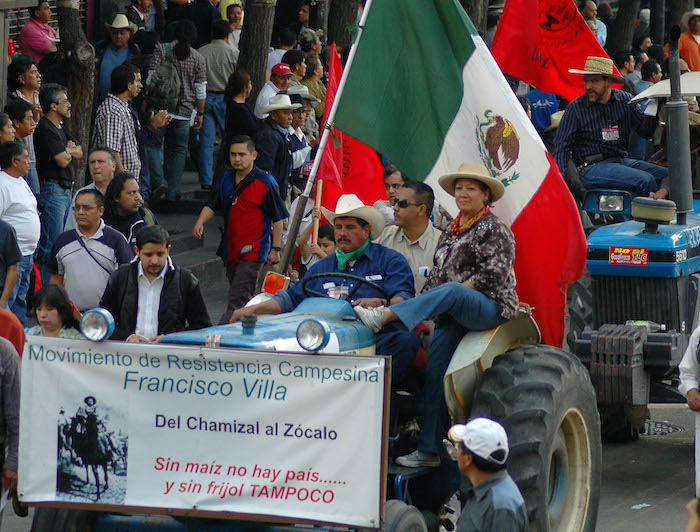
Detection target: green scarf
<box><xmin>336</xmin><ymin>237</ymin><xmax>371</xmax><ymax>271</ymax></box>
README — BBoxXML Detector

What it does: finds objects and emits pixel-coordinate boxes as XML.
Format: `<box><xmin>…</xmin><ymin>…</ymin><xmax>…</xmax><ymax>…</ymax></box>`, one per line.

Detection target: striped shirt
<box><xmin>93</xmin><ymin>94</ymin><xmax>141</xmax><ymax>178</ymax></box>
<box><xmin>48</xmin><ymin>220</ymin><xmax>135</xmax><ymax>311</ymax></box>
<box><xmin>553</xmin><ymin>89</ymin><xmax>659</xmax><ymax>175</ymax></box>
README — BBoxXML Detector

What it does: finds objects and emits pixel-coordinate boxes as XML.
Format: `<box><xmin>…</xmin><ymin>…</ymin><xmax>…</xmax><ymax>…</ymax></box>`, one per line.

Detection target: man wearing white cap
<box><xmin>231</xmin><ymin>194</ymin><xmax>420</xmax><ymax>382</ymax></box>
<box><xmin>448</xmin><ymin>418</ymin><xmax>528</xmax><ymax>531</ymax></box>
<box><xmin>256</xmin><ymin>93</ymin><xmax>302</xmax><ymax>201</ymax></box>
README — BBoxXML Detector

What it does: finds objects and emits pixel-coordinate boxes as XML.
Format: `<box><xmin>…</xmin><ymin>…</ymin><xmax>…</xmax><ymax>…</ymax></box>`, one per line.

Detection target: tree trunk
<box><xmin>240</xmin><ymin>0</ymin><xmax>277</xmax><ymax>106</ymax></box>
<box><xmin>607</xmin><ymin>0</ymin><xmax>641</xmax><ymax>56</ymax></box>
<box><xmin>668</xmin><ymin>0</ymin><xmax>693</xmax><ymax>35</ymax></box>
<box><xmin>56</xmin><ymin>0</ymin><xmax>94</xmax><ymax>191</ymax></box>
<box><xmin>327</xmin><ymin>0</ymin><xmax>361</xmax><ymax>51</ymax></box>
<box><xmin>310</xmin><ymin>0</ymin><xmax>329</xmax><ymax>43</ymax></box>
<box><xmin>460</xmin><ymin>0</ymin><xmax>487</xmax><ymax>37</ymax></box>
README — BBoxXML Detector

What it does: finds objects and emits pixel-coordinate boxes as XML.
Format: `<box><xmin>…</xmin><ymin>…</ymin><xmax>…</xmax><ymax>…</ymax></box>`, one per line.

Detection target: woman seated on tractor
<box><xmin>26</xmin><ymin>285</ymin><xmax>84</xmax><ymax>339</ymax></box>
<box><xmin>355</xmin><ymin>163</ymin><xmax>519</xmax><ymax>468</ymax></box>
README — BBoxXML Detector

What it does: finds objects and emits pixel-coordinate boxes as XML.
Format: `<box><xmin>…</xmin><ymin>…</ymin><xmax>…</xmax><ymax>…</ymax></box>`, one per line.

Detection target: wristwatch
<box><xmin>271</xmin><ymin>246</ymin><xmax>281</xmax><ymax>251</ymax></box>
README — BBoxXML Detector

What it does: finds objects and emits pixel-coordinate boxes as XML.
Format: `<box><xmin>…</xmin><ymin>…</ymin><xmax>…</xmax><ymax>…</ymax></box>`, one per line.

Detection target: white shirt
<box><xmin>0</xmin><ymin>170</ymin><xmax>40</xmax><ymax>255</ymax></box>
<box><xmin>679</xmin><ymin>325</ymin><xmax>700</xmax><ymax>398</ymax></box>
<box><xmin>134</xmin><ymin>261</ymin><xmax>168</xmax><ymax>339</ymax></box>
<box><xmin>254</xmin><ymin>80</ymin><xmax>280</xmax><ymax>119</ymax></box>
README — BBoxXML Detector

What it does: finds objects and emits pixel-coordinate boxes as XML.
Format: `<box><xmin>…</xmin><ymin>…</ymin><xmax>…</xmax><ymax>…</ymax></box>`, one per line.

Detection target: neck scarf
<box><xmin>336</xmin><ymin>237</ymin><xmax>371</xmax><ymax>271</ymax></box>
<box><xmin>450</xmin><ymin>206</ymin><xmax>490</xmax><ymax>237</ymax></box>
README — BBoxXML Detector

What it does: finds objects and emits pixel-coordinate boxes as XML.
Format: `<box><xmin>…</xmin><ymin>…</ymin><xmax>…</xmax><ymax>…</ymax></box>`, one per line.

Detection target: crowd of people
<box><xmin>1</xmin><ymin>0</ymin><xmax>700</xmax><ymax>528</ymax></box>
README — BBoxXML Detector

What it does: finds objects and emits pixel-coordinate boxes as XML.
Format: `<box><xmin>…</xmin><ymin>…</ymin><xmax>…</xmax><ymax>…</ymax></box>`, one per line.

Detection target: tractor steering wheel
<box><xmin>300</xmin><ymin>272</ymin><xmax>392</xmax><ymax>307</ymax></box>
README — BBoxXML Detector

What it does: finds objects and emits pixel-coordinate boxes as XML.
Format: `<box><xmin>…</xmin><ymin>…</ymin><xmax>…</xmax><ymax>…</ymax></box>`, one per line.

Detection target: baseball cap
<box><xmin>448</xmin><ymin>417</ymin><xmax>509</xmax><ymax>465</ymax></box>
<box><xmin>272</xmin><ymin>63</ymin><xmax>293</xmax><ymax>76</ymax></box>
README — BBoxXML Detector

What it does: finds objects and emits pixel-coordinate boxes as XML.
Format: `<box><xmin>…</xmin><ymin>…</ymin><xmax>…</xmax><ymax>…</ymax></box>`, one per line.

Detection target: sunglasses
<box><xmin>391</xmin><ymin>198</ymin><xmax>419</xmax><ymax>208</ymax></box>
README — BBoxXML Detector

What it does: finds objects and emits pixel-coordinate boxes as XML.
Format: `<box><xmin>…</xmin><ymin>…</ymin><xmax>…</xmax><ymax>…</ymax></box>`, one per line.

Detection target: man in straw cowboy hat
<box><xmin>680</xmin><ymin>8</ymin><xmax>700</xmax><ymax>72</ymax></box>
<box><xmin>256</xmin><ymin>93</ymin><xmax>302</xmax><ymax>201</ymax></box>
<box><xmin>95</xmin><ymin>14</ymin><xmax>140</xmax><ymax>102</ymax></box>
<box><xmin>230</xmin><ymin>193</ymin><xmax>420</xmax><ymax>382</ymax></box>
<box><xmin>554</xmin><ymin>55</ymin><xmax>670</xmax><ymax>200</ymax></box>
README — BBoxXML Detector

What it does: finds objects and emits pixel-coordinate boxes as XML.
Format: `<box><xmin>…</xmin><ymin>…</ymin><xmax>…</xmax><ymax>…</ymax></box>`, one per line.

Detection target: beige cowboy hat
<box><xmin>545</xmin><ymin>110</ymin><xmax>565</xmax><ymax>132</ymax></box>
<box><xmin>569</xmin><ymin>56</ymin><xmax>625</xmax><ymax>84</ymax></box>
<box><xmin>320</xmin><ymin>194</ymin><xmax>385</xmax><ymax>239</ymax></box>
<box><xmin>438</xmin><ymin>163</ymin><xmax>505</xmax><ymax>201</ymax></box>
<box><xmin>105</xmin><ymin>14</ymin><xmax>137</xmax><ymax>34</ymax></box>
<box><xmin>287</xmin><ymin>84</ymin><xmax>320</xmax><ymax>103</ymax></box>
<box><xmin>259</xmin><ymin>94</ymin><xmax>302</xmax><ymax>115</ymax></box>
<box><xmin>659</xmin><ymin>111</ymin><xmax>700</xmax><ymax>127</ymax></box>
<box><xmin>682</xmin><ymin>8</ymin><xmax>700</xmax><ymax>30</ymax></box>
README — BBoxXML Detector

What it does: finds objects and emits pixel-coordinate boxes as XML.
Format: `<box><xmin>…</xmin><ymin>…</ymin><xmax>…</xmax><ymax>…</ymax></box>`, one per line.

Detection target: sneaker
<box><xmin>150</xmin><ymin>184</ymin><xmax>168</xmax><ymax>202</ymax></box>
<box><xmin>354</xmin><ymin>305</ymin><xmax>385</xmax><ymax>333</ymax></box>
<box><xmin>396</xmin><ymin>450</ymin><xmax>441</xmax><ymax>468</ymax></box>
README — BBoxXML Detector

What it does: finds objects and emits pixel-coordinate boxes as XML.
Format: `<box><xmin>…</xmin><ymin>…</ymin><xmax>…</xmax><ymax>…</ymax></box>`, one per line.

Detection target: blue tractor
<box><xmin>568</xmin><ymin>28</ymin><xmax>699</xmax><ymax>441</ymax></box>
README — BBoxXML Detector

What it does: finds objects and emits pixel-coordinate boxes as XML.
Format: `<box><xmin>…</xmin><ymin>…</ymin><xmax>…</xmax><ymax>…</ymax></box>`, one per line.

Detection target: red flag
<box><xmin>318</xmin><ymin>44</ymin><xmax>386</xmax><ymax>210</ymax></box>
<box><xmin>491</xmin><ymin>0</ymin><xmax>621</xmax><ymax>101</ymax></box>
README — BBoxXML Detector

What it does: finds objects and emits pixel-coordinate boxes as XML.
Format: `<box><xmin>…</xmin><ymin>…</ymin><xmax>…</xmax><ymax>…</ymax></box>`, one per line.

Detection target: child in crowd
<box><xmin>297</xmin><ymin>208</ymin><xmax>335</xmax><ymax>276</ymax></box>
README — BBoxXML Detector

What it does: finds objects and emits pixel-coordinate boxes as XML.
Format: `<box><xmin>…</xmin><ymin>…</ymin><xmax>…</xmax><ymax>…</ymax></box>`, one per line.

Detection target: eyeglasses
<box><xmin>391</xmin><ymin>198</ymin><xmax>419</xmax><ymax>208</ymax></box>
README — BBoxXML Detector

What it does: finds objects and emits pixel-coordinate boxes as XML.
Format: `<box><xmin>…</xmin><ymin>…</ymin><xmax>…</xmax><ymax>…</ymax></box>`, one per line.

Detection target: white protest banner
<box><xmin>19</xmin><ymin>337</ymin><xmax>388</xmax><ymax>528</ymax></box>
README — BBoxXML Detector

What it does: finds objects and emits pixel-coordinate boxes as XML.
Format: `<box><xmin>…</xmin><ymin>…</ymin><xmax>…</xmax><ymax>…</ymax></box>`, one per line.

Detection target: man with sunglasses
<box><xmin>377</xmin><ymin>181</ymin><xmax>441</xmax><ymax>293</ymax></box>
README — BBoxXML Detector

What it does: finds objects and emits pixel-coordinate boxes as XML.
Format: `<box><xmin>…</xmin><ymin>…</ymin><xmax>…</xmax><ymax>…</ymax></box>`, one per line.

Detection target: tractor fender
<box><xmin>443</xmin><ymin>313</ymin><xmax>540</xmax><ymax>424</ymax></box>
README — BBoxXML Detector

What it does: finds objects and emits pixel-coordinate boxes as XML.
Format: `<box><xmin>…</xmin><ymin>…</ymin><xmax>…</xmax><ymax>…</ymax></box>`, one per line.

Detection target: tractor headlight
<box><xmin>80</xmin><ymin>308</ymin><xmax>115</xmax><ymax>342</ymax></box>
<box><xmin>598</xmin><ymin>194</ymin><xmax>624</xmax><ymax>212</ymax></box>
<box><xmin>296</xmin><ymin>319</ymin><xmax>331</xmax><ymax>352</ymax></box>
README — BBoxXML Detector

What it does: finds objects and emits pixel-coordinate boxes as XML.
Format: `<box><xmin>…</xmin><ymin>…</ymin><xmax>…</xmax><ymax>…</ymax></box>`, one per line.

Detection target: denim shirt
<box><xmin>274</xmin><ymin>242</ymin><xmax>415</xmax><ymax>312</ymax></box>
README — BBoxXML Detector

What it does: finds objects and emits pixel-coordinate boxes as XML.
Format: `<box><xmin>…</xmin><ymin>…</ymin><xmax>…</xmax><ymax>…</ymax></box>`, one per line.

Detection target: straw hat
<box><xmin>320</xmin><ymin>194</ymin><xmax>385</xmax><ymax>239</ymax></box>
<box><xmin>569</xmin><ymin>56</ymin><xmax>625</xmax><ymax>84</ymax></box>
<box><xmin>682</xmin><ymin>8</ymin><xmax>700</xmax><ymax>30</ymax></box>
<box><xmin>689</xmin><ymin>112</ymin><xmax>700</xmax><ymax>127</ymax></box>
<box><xmin>105</xmin><ymin>14</ymin><xmax>137</xmax><ymax>34</ymax></box>
<box><xmin>438</xmin><ymin>163</ymin><xmax>505</xmax><ymax>201</ymax></box>
<box><xmin>545</xmin><ymin>110</ymin><xmax>565</xmax><ymax>132</ymax></box>
<box><xmin>259</xmin><ymin>94</ymin><xmax>302</xmax><ymax>115</ymax></box>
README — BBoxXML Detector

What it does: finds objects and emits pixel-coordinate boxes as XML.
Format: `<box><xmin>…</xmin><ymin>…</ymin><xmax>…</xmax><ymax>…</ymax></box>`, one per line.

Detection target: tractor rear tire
<box><xmin>471</xmin><ymin>345</ymin><xmax>601</xmax><ymax>532</ymax></box>
<box><xmin>382</xmin><ymin>500</ymin><xmax>428</xmax><ymax>532</ymax></box>
<box><xmin>566</xmin><ymin>274</ymin><xmax>593</xmax><ymax>352</ymax></box>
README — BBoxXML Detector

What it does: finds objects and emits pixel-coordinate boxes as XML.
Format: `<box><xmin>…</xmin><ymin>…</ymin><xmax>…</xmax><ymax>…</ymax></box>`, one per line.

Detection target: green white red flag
<box><xmin>332</xmin><ymin>0</ymin><xmax>586</xmax><ymax>347</ymax></box>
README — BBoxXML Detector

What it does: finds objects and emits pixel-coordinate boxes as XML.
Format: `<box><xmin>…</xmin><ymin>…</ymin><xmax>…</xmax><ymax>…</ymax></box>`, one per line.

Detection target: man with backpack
<box><xmin>100</xmin><ymin>225</ymin><xmax>212</xmax><ymax>342</ymax></box>
<box><xmin>145</xmin><ymin>21</ymin><xmax>206</xmax><ymax>203</ymax></box>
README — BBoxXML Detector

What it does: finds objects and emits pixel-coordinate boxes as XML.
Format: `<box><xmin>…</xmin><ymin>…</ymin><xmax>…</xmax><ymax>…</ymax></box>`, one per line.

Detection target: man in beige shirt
<box><xmin>377</xmin><ymin>181</ymin><xmax>441</xmax><ymax>293</ymax></box>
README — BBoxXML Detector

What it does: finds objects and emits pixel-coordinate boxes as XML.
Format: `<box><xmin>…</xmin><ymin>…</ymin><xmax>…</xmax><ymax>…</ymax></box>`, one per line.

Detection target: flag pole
<box><xmin>278</xmin><ymin>0</ymin><xmax>376</xmax><ymax>274</ymax></box>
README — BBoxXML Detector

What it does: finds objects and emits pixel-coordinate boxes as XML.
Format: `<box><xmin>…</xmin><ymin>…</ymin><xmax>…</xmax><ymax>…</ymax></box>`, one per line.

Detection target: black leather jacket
<box><xmin>99</xmin><ymin>257</ymin><xmax>212</xmax><ymax>340</ymax></box>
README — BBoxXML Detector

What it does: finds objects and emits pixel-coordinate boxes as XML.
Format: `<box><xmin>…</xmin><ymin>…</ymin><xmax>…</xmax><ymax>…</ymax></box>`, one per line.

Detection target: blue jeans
<box><xmin>199</xmin><ymin>93</ymin><xmax>226</xmax><ymax>187</ymax></box>
<box><xmin>580</xmin><ymin>158</ymin><xmax>668</xmax><ymax>196</ymax></box>
<box><xmin>147</xmin><ymin>118</ymin><xmax>191</xmax><ymax>200</ymax></box>
<box><xmin>9</xmin><ymin>254</ymin><xmax>34</xmax><ymax>325</ymax></box>
<box><xmin>391</xmin><ymin>282</ymin><xmax>506</xmax><ymax>454</ymax></box>
<box><xmin>36</xmin><ymin>181</ymin><xmax>72</xmax><ymax>282</ymax></box>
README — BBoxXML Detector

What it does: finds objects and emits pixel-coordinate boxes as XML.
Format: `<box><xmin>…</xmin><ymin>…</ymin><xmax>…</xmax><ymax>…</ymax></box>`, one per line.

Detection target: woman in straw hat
<box><xmin>355</xmin><ymin>163</ymin><xmax>519</xmax><ymax>468</ymax></box>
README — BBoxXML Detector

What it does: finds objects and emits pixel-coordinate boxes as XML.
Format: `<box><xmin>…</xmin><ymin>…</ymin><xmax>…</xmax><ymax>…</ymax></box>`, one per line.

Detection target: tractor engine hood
<box><xmin>586</xmin><ymin>203</ymin><xmax>700</xmax><ymax>278</ymax></box>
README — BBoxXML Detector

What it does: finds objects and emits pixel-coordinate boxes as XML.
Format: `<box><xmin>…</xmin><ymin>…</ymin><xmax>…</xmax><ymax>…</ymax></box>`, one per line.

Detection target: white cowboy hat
<box><xmin>438</xmin><ymin>163</ymin><xmax>505</xmax><ymax>201</ymax></box>
<box><xmin>287</xmin><ymin>84</ymin><xmax>321</xmax><ymax>103</ymax></box>
<box><xmin>105</xmin><ymin>13</ymin><xmax>137</xmax><ymax>34</ymax></box>
<box><xmin>320</xmin><ymin>194</ymin><xmax>385</xmax><ymax>239</ymax></box>
<box><xmin>568</xmin><ymin>56</ymin><xmax>625</xmax><ymax>84</ymax></box>
<box><xmin>259</xmin><ymin>94</ymin><xmax>302</xmax><ymax>115</ymax></box>
<box><xmin>544</xmin><ymin>110</ymin><xmax>565</xmax><ymax>132</ymax></box>
<box><xmin>682</xmin><ymin>8</ymin><xmax>700</xmax><ymax>30</ymax></box>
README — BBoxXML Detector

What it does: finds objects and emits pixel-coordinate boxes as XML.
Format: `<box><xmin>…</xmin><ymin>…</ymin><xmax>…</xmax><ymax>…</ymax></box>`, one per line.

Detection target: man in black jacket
<box><xmin>100</xmin><ymin>225</ymin><xmax>212</xmax><ymax>342</ymax></box>
<box><xmin>255</xmin><ymin>93</ymin><xmax>301</xmax><ymax>200</ymax></box>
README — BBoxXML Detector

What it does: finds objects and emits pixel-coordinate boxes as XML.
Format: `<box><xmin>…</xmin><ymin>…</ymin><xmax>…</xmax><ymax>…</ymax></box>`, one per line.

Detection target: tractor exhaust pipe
<box><xmin>667</xmin><ymin>24</ymin><xmax>693</xmax><ymax>225</ymax></box>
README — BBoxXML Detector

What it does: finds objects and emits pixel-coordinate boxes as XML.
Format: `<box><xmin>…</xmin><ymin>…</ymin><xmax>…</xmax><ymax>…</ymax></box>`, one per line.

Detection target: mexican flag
<box><xmin>333</xmin><ymin>0</ymin><xmax>586</xmax><ymax>347</ymax></box>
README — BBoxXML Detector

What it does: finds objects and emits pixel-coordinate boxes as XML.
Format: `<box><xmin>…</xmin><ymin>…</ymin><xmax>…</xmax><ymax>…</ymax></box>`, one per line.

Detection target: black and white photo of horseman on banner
<box><xmin>56</xmin><ymin>393</ymin><xmax>128</xmax><ymax>503</ymax></box>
